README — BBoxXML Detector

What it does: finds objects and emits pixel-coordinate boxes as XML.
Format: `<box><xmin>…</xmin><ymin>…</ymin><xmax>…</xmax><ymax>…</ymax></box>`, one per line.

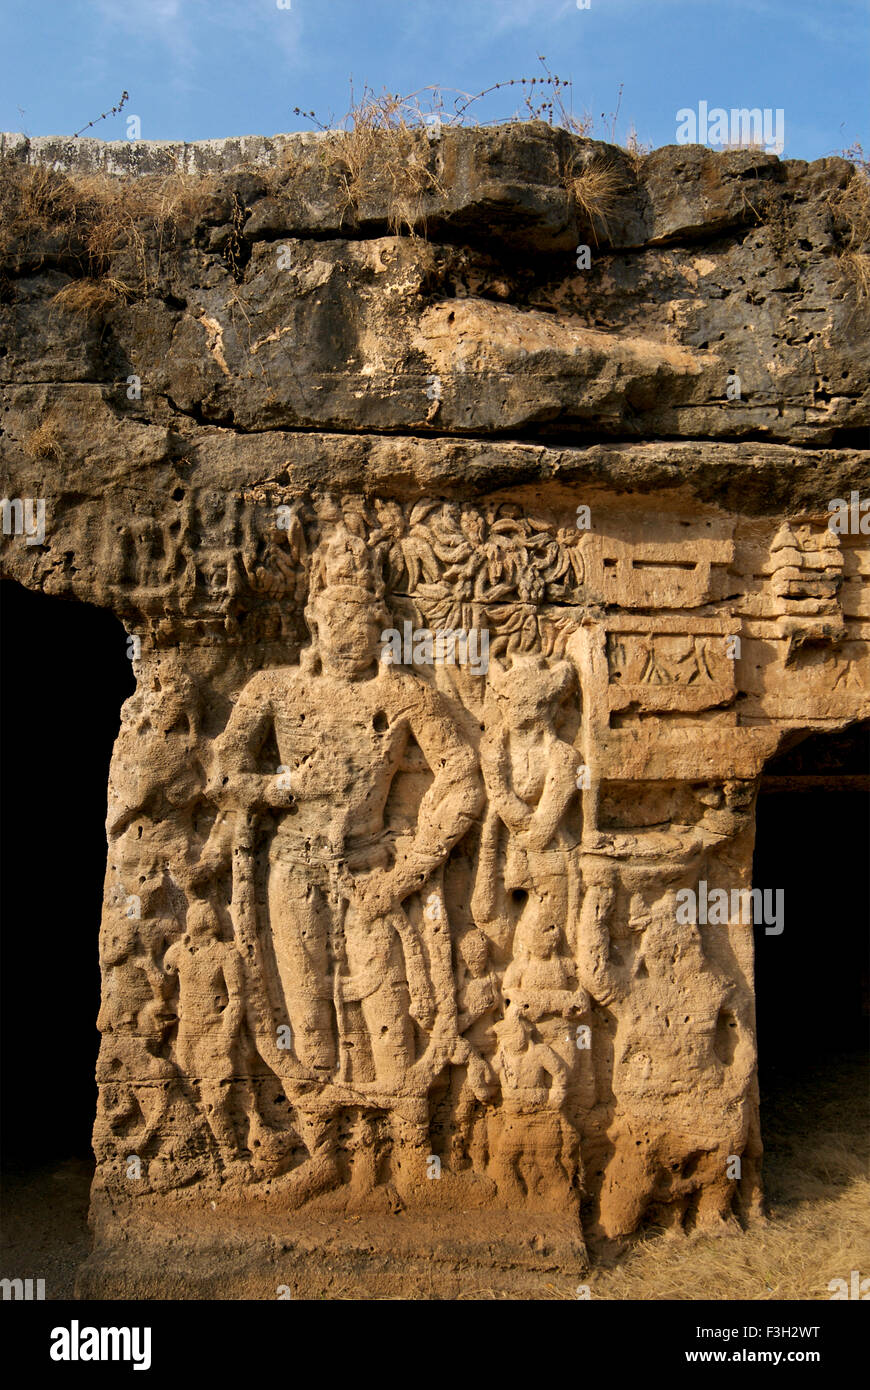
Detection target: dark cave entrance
<box><xmin>1</xmin><ymin>579</ymin><xmax>134</xmax><ymax>1292</ymax></box>
<box><xmin>753</xmin><ymin>720</ymin><xmax>869</xmax><ymax>1076</ymax></box>
<box><xmin>753</xmin><ymin>721</ymin><xmax>869</xmax><ymax>1197</ymax></box>
<box><xmin>0</xmin><ymin>580</ymin><xmax>134</xmax><ymax>1285</ymax></box>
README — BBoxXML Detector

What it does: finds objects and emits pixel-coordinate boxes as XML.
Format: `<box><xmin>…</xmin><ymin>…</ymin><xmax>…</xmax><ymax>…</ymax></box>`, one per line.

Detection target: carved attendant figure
<box><xmin>471</xmin><ymin>653</ymin><xmax>590</xmax><ymax>1198</ymax></box>
<box><xmin>164</xmin><ymin>901</ymin><xmax>247</xmax><ymax>1159</ymax></box>
<box><xmin>491</xmin><ymin>1003</ymin><xmax>572</xmax><ymax>1207</ymax></box>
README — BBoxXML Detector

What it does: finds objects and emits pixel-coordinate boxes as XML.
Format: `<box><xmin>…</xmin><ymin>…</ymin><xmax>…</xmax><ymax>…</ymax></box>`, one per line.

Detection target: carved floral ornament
<box><xmin>246</xmin><ymin>493</ymin><xmax>589</xmax><ymax>658</ymax></box>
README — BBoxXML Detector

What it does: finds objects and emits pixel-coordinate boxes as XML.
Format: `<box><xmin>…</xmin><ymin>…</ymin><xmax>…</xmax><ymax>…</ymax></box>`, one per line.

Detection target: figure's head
<box><xmin>185</xmin><ymin>900</ymin><xmax>217</xmax><ymax>943</ymax></box>
<box><xmin>307</xmin><ymin>591</ymin><xmax>388</xmax><ymax>676</ymax></box>
<box><xmin>101</xmin><ymin>962</ymin><xmax>153</xmax><ymax>1032</ymax></box>
<box><xmin>637</xmin><ymin>896</ymin><xmax>701</xmax><ymax>977</ymax></box>
<box><xmin>488</xmin><ymin>654</ymin><xmax>576</xmax><ymax>730</ymax></box>
<box><xmin>495</xmin><ymin>1001</ymin><xmax>531</xmax><ymax>1049</ymax></box>
<box><xmin>305</xmin><ymin>524</ymin><xmax>390</xmax><ymax>677</ymax></box>
<box><xmin>133</xmin><ymin>673</ymin><xmax>197</xmax><ymax>739</ymax></box>
<box><xmin>458</xmin><ymin>926</ymin><xmax>489</xmax><ymax>976</ymax></box>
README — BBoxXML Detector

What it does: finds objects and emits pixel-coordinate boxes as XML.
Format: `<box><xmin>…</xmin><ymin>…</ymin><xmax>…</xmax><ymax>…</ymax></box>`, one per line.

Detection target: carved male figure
<box><xmin>198</xmin><ymin>523</ymin><xmax>483</xmax><ymax>1111</ymax></box>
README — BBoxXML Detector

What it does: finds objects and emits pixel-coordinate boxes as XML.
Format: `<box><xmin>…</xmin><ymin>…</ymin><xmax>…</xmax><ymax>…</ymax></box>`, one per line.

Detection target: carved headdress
<box><xmin>307</xmin><ymin>522</ymin><xmax>387</xmax><ymax>607</ymax></box>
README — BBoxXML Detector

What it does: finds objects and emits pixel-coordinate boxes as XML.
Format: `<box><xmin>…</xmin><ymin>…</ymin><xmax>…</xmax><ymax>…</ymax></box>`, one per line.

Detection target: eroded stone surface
<box><xmin>1</xmin><ymin>128</ymin><xmax>868</xmax><ymax>1295</ymax></box>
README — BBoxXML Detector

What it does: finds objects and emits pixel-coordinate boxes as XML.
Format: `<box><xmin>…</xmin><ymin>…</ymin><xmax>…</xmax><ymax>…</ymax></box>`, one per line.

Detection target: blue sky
<box><xmin>1</xmin><ymin>0</ymin><xmax>867</xmax><ymax>159</ymax></box>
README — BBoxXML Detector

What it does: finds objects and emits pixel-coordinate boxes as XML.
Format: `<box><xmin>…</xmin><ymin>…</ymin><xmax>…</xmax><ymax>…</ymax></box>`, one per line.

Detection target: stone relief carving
<box><xmin>91</xmin><ymin>489</ymin><xmax>867</xmax><ymax>1238</ymax></box>
<box><xmin>765</xmin><ymin>520</ymin><xmax>846</xmax><ymax>658</ymax></box>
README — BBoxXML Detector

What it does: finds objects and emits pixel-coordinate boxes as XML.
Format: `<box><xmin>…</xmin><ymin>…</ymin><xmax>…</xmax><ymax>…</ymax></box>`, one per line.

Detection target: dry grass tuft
<box><xmin>623</xmin><ymin>124</ymin><xmax>652</xmax><ymax>171</ymax></box>
<box><xmin>25</xmin><ymin>412</ymin><xmax>63</xmax><ymax>461</ymax></box>
<box><xmin>829</xmin><ymin>145</ymin><xmax>870</xmax><ymax>302</ymax></box>
<box><xmin>51</xmin><ymin>275</ymin><xmax>132</xmax><ymax>315</ymax></box>
<box><xmin>312</xmin><ymin>87</ymin><xmax>446</xmax><ymax>235</ymax></box>
<box><xmin>840</xmin><ymin>249</ymin><xmax>870</xmax><ymax>301</ymax></box>
<box><xmin>565</xmin><ymin>158</ymin><xmax>623</xmax><ymax>243</ymax></box>
<box><xmin>0</xmin><ymin>163</ymin><xmax>77</xmax><ymax>265</ymax></box>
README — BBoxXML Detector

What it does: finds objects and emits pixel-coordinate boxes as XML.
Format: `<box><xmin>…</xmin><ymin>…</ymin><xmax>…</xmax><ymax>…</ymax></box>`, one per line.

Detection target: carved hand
<box><xmin>186</xmin><ymin>845</ymin><xmax>229</xmax><ymax>889</ymax></box>
<box><xmin>408</xmin><ymin>985</ymin><xmax>436</xmax><ymax>1030</ymax></box>
<box><xmin>353</xmin><ymin>867</ymin><xmax>400</xmax><ymax>921</ymax></box>
<box><xmin>186</xmin><ymin>811</ymin><xmax>234</xmax><ymax>887</ymax></box>
<box><xmin>568</xmin><ymin>987</ymin><xmax>592</xmax><ymax>1016</ymax></box>
<box><xmin>259</xmin><ymin>779</ymin><xmax>297</xmax><ymax>811</ymax></box>
<box><xmin>208</xmin><ymin>772</ymin><xmax>289</xmax><ymax>813</ymax></box>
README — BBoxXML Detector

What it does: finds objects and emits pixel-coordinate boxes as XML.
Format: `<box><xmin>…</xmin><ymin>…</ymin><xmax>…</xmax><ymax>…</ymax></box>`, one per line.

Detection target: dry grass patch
<box><xmin>310</xmin><ymin>88</ymin><xmax>446</xmax><ymax>235</ymax></box>
<box><xmin>623</xmin><ymin>124</ymin><xmax>652</xmax><ymax>172</ymax></box>
<box><xmin>1</xmin><ymin>159</ymin><xmax>217</xmax><ymax>309</ymax></box>
<box><xmin>565</xmin><ymin>158</ymin><xmax>623</xmax><ymax>244</ymax></box>
<box><xmin>588</xmin><ymin>1179</ymin><xmax>869</xmax><ymax>1301</ymax></box>
<box><xmin>829</xmin><ymin>146</ymin><xmax>870</xmax><ymax>302</ymax></box>
<box><xmin>24</xmin><ymin>412</ymin><xmax>63</xmax><ymax>460</ymax></box>
<box><xmin>840</xmin><ymin>244</ymin><xmax>870</xmax><ymax>302</ymax></box>
<box><xmin>51</xmin><ymin>275</ymin><xmax>132</xmax><ymax>316</ymax></box>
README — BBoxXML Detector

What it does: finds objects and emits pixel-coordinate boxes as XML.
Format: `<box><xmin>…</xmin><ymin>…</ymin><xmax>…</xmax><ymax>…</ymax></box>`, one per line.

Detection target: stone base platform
<box><xmin>76</xmin><ymin>1205</ymin><xmax>588</xmax><ymax>1301</ymax></box>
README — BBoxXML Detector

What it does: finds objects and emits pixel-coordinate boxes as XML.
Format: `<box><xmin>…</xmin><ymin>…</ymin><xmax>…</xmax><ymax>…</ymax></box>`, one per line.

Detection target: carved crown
<box><xmin>308</xmin><ymin>523</ymin><xmax>386</xmax><ymax>604</ymax></box>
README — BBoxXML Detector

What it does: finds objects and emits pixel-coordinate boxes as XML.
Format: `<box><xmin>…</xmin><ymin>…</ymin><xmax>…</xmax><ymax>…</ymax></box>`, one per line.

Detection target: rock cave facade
<box><xmin>1</xmin><ymin>125</ymin><xmax>867</xmax><ymax>1293</ymax></box>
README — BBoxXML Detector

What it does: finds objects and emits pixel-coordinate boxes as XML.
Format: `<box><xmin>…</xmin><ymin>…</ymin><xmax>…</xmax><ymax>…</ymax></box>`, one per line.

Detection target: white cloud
<box><xmin>87</xmin><ymin>0</ymin><xmax>304</xmax><ymax>68</ymax></box>
<box><xmin>473</xmin><ymin>0</ymin><xmax>576</xmax><ymax>35</ymax></box>
<box><xmin>89</xmin><ymin>0</ymin><xmax>193</xmax><ymax>67</ymax></box>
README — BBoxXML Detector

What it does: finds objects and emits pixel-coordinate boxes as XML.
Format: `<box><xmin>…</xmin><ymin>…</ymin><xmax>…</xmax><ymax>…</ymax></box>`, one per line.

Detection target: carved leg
<box><xmin>597</xmin><ymin>1133</ymin><xmax>656</xmax><ymax>1237</ymax></box>
<box><xmin>277</xmin><ymin>1111</ymin><xmax>342</xmax><ymax>1206</ymax></box>
<box><xmin>268</xmin><ymin>863</ymin><xmax>336</xmax><ymax>1073</ymax></box>
<box><xmin>198</xmin><ymin>1078</ymin><xmax>239</xmax><ymax>1159</ymax></box>
<box><xmin>351</xmin><ymin>922</ymin><xmax>416</xmax><ymax>1086</ymax></box>
<box><xmin>491</xmin><ymin>1112</ymin><xmax>527</xmax><ymax>1203</ymax></box>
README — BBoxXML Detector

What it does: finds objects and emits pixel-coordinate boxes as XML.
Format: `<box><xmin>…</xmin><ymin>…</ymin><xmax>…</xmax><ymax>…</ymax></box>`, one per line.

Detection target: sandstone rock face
<box><xmin>1</xmin><ymin>127</ymin><xmax>868</xmax><ymax>1297</ymax></box>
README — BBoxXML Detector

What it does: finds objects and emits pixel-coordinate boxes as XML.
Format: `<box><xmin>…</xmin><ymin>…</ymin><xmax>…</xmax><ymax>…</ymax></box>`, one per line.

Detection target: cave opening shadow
<box><xmin>752</xmin><ymin>722</ymin><xmax>869</xmax><ymax>1211</ymax></box>
<box><xmin>1</xmin><ymin>580</ymin><xmax>134</xmax><ymax>1175</ymax></box>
